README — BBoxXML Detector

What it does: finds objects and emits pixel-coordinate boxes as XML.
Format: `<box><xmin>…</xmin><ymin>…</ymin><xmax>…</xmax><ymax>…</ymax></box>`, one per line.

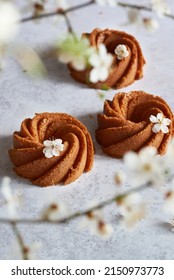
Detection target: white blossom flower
<box><xmin>124</xmin><ymin>146</ymin><xmax>166</xmax><ymax>187</ymax></box>
<box><xmin>0</xmin><ymin>2</ymin><xmax>20</xmax><ymax>45</ymax></box>
<box><xmin>127</xmin><ymin>9</ymin><xmax>140</xmax><ymax>24</ymax></box>
<box><xmin>143</xmin><ymin>18</ymin><xmax>159</xmax><ymax>32</ymax></box>
<box><xmin>89</xmin><ymin>44</ymin><xmax>113</xmax><ymax>83</ymax></box>
<box><xmin>164</xmin><ymin>189</ymin><xmax>174</xmax><ymax>216</ymax></box>
<box><xmin>80</xmin><ymin>209</ymin><xmax>113</xmax><ymax>239</ymax></box>
<box><xmin>92</xmin><ymin>220</ymin><xmax>113</xmax><ymax>239</ymax></box>
<box><xmin>55</xmin><ymin>0</ymin><xmax>68</xmax><ymax>9</ymax></box>
<box><xmin>95</xmin><ymin>0</ymin><xmax>117</xmax><ymax>6</ymax></box>
<box><xmin>117</xmin><ymin>193</ymin><xmax>147</xmax><ymax>228</ymax></box>
<box><xmin>150</xmin><ymin>113</ymin><xmax>171</xmax><ymax>133</ymax></box>
<box><xmin>58</xmin><ymin>35</ymin><xmax>94</xmax><ymax>71</ymax></box>
<box><xmin>115</xmin><ymin>170</ymin><xmax>126</xmax><ymax>186</ymax></box>
<box><xmin>151</xmin><ymin>0</ymin><xmax>171</xmax><ymax>17</ymax></box>
<box><xmin>43</xmin><ymin>139</ymin><xmax>64</xmax><ymax>158</ymax></box>
<box><xmin>41</xmin><ymin>201</ymin><xmax>68</xmax><ymax>221</ymax></box>
<box><xmin>115</xmin><ymin>44</ymin><xmax>129</xmax><ymax>60</ymax></box>
<box><xmin>1</xmin><ymin>177</ymin><xmax>21</xmax><ymax>218</ymax></box>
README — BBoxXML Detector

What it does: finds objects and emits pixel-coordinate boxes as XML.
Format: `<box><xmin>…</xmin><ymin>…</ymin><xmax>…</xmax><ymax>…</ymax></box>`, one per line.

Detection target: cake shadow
<box><xmin>155</xmin><ymin>221</ymin><xmax>174</xmax><ymax>233</ymax></box>
<box><xmin>76</xmin><ymin>112</ymin><xmax>106</xmax><ymax>158</ymax></box>
<box><xmin>0</xmin><ymin>135</ymin><xmax>17</xmax><ymax>180</ymax></box>
<box><xmin>40</xmin><ymin>47</ymin><xmax>88</xmax><ymax>89</ymax></box>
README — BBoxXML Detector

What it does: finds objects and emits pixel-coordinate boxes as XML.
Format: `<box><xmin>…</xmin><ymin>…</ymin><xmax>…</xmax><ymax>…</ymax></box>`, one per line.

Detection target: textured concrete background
<box><xmin>0</xmin><ymin>0</ymin><xmax>174</xmax><ymax>259</ymax></box>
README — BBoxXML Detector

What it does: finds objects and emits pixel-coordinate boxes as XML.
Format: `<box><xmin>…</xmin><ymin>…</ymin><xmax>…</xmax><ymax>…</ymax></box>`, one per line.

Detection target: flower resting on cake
<box><xmin>89</xmin><ymin>44</ymin><xmax>113</xmax><ymax>83</ymax></box>
<box><xmin>43</xmin><ymin>139</ymin><xmax>64</xmax><ymax>158</ymax></box>
<box><xmin>114</xmin><ymin>44</ymin><xmax>129</xmax><ymax>60</ymax></box>
<box><xmin>150</xmin><ymin>113</ymin><xmax>171</xmax><ymax>133</ymax></box>
<box><xmin>96</xmin><ymin>91</ymin><xmax>174</xmax><ymax>158</ymax></box>
<box><xmin>9</xmin><ymin>113</ymin><xmax>94</xmax><ymax>187</ymax></box>
<box><xmin>67</xmin><ymin>28</ymin><xmax>145</xmax><ymax>90</ymax></box>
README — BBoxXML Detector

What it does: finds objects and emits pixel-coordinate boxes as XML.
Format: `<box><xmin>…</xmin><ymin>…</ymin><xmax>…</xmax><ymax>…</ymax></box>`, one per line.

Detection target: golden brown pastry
<box><xmin>9</xmin><ymin>113</ymin><xmax>94</xmax><ymax>186</ymax></box>
<box><xmin>96</xmin><ymin>91</ymin><xmax>173</xmax><ymax>158</ymax></box>
<box><xmin>68</xmin><ymin>28</ymin><xmax>145</xmax><ymax>89</ymax></box>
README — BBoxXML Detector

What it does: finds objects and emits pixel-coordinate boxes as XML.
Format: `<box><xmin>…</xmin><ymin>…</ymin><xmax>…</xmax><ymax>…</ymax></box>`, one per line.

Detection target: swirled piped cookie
<box><xmin>96</xmin><ymin>91</ymin><xmax>173</xmax><ymax>158</ymax></box>
<box><xmin>68</xmin><ymin>28</ymin><xmax>145</xmax><ymax>89</ymax></box>
<box><xmin>9</xmin><ymin>113</ymin><xmax>94</xmax><ymax>186</ymax></box>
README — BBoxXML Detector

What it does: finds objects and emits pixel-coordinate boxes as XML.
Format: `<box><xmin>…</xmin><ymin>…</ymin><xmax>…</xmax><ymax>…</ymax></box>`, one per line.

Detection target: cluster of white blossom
<box><xmin>80</xmin><ymin>208</ymin><xmax>113</xmax><ymax>239</ymax></box>
<box><xmin>127</xmin><ymin>0</ymin><xmax>170</xmax><ymax>32</ymax></box>
<box><xmin>23</xmin><ymin>0</ymin><xmax>68</xmax><ymax>14</ymax></box>
<box><xmin>57</xmin><ymin>35</ymin><xmax>115</xmax><ymax>83</ymax></box>
<box><xmin>116</xmin><ymin>193</ymin><xmax>147</xmax><ymax>228</ymax></box>
<box><xmin>1</xmin><ymin>138</ymin><xmax>174</xmax><ymax>259</ymax></box>
<box><xmin>57</xmin><ymin>36</ymin><xmax>132</xmax><ymax>83</ymax></box>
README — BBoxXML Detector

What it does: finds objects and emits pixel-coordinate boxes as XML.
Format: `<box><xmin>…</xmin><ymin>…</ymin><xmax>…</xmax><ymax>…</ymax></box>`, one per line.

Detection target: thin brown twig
<box><xmin>0</xmin><ymin>183</ymin><xmax>150</xmax><ymax>225</ymax></box>
<box><xmin>20</xmin><ymin>1</ymin><xmax>174</xmax><ymax>23</ymax></box>
<box><xmin>62</xmin><ymin>12</ymin><xmax>75</xmax><ymax>34</ymax></box>
<box><xmin>117</xmin><ymin>2</ymin><xmax>174</xmax><ymax>20</ymax></box>
<box><xmin>11</xmin><ymin>222</ymin><xmax>29</xmax><ymax>260</ymax></box>
<box><xmin>20</xmin><ymin>0</ymin><xmax>95</xmax><ymax>23</ymax></box>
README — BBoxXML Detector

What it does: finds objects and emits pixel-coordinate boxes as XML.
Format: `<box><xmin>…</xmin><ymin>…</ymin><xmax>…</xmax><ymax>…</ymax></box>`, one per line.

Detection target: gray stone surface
<box><xmin>0</xmin><ymin>0</ymin><xmax>174</xmax><ymax>259</ymax></box>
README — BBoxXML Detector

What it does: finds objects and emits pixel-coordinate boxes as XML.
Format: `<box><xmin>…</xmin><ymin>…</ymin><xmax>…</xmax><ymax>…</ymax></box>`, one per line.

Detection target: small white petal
<box><xmin>105</xmin><ymin>53</ymin><xmax>114</xmax><ymax>67</ymax></box>
<box><xmin>72</xmin><ymin>58</ymin><xmax>86</xmax><ymax>71</ymax></box>
<box><xmin>98</xmin><ymin>44</ymin><xmax>107</xmax><ymax>58</ymax></box>
<box><xmin>44</xmin><ymin>149</ymin><xmax>53</xmax><ymax>158</ymax></box>
<box><xmin>161</xmin><ymin>124</ymin><xmax>169</xmax><ymax>134</ymax></box>
<box><xmin>89</xmin><ymin>53</ymin><xmax>101</xmax><ymax>67</ymax></box>
<box><xmin>152</xmin><ymin>123</ymin><xmax>161</xmax><ymax>133</ymax></box>
<box><xmin>139</xmin><ymin>146</ymin><xmax>157</xmax><ymax>160</ymax></box>
<box><xmin>89</xmin><ymin>68</ymin><xmax>100</xmax><ymax>83</ymax></box>
<box><xmin>43</xmin><ymin>140</ymin><xmax>52</xmax><ymax>147</ymax></box>
<box><xmin>157</xmin><ymin>112</ymin><xmax>163</xmax><ymax>121</ymax></box>
<box><xmin>98</xmin><ymin>67</ymin><xmax>109</xmax><ymax>81</ymax></box>
<box><xmin>123</xmin><ymin>193</ymin><xmax>141</xmax><ymax>205</ymax></box>
<box><xmin>52</xmin><ymin>148</ymin><xmax>60</xmax><ymax>156</ymax></box>
<box><xmin>149</xmin><ymin>115</ymin><xmax>158</xmax><ymax>123</ymax></box>
<box><xmin>53</xmin><ymin>139</ymin><xmax>62</xmax><ymax>145</ymax></box>
<box><xmin>127</xmin><ymin>9</ymin><xmax>140</xmax><ymax>23</ymax></box>
<box><xmin>143</xmin><ymin>18</ymin><xmax>159</xmax><ymax>32</ymax></box>
<box><xmin>163</xmin><ymin>118</ymin><xmax>171</xmax><ymax>126</ymax></box>
<box><xmin>58</xmin><ymin>53</ymin><xmax>71</xmax><ymax>64</ymax></box>
<box><xmin>124</xmin><ymin>152</ymin><xmax>140</xmax><ymax>170</ymax></box>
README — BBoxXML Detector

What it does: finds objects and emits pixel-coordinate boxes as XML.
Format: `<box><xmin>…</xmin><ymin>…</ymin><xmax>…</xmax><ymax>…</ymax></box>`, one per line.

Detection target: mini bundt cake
<box><xmin>68</xmin><ymin>28</ymin><xmax>145</xmax><ymax>89</ymax></box>
<box><xmin>96</xmin><ymin>91</ymin><xmax>173</xmax><ymax>158</ymax></box>
<box><xmin>9</xmin><ymin>113</ymin><xmax>94</xmax><ymax>186</ymax></box>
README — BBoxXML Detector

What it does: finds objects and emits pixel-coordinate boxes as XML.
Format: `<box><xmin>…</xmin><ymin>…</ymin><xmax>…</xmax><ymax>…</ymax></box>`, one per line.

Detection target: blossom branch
<box><xmin>20</xmin><ymin>1</ymin><xmax>174</xmax><ymax>23</ymax></box>
<box><xmin>0</xmin><ymin>182</ymin><xmax>150</xmax><ymax>225</ymax></box>
<box><xmin>62</xmin><ymin>11</ymin><xmax>75</xmax><ymax>34</ymax></box>
<box><xmin>118</xmin><ymin>1</ymin><xmax>174</xmax><ymax>20</ymax></box>
<box><xmin>20</xmin><ymin>0</ymin><xmax>95</xmax><ymax>23</ymax></box>
<box><xmin>11</xmin><ymin>222</ymin><xmax>29</xmax><ymax>260</ymax></box>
